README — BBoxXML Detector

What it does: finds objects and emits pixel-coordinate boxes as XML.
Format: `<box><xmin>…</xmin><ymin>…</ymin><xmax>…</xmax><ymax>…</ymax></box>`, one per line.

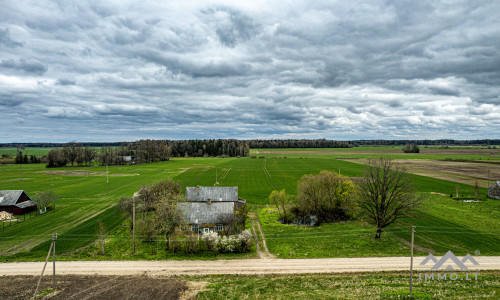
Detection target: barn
<box><xmin>180</xmin><ymin>186</ymin><xmax>246</xmax><ymax>234</ymax></box>
<box><xmin>0</xmin><ymin>190</ymin><xmax>37</xmax><ymax>215</ymax></box>
<box><xmin>488</xmin><ymin>181</ymin><xmax>500</xmax><ymax>200</ymax></box>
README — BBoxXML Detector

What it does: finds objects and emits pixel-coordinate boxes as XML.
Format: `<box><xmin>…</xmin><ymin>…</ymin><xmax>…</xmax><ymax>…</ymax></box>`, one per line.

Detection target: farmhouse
<box><xmin>488</xmin><ymin>181</ymin><xmax>500</xmax><ymax>200</ymax></box>
<box><xmin>0</xmin><ymin>190</ymin><xmax>37</xmax><ymax>215</ymax></box>
<box><xmin>180</xmin><ymin>186</ymin><xmax>245</xmax><ymax>234</ymax></box>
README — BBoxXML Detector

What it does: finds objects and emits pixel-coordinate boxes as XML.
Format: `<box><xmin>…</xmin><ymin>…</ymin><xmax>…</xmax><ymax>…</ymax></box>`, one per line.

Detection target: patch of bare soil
<box><xmin>179</xmin><ymin>281</ymin><xmax>209</xmax><ymax>300</ymax></box>
<box><xmin>343</xmin><ymin>159</ymin><xmax>500</xmax><ymax>188</ymax></box>
<box><xmin>0</xmin><ymin>275</ymin><xmax>187</xmax><ymax>300</ymax></box>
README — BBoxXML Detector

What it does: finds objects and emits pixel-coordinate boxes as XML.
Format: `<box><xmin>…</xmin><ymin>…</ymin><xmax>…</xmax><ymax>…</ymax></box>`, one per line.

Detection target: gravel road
<box><xmin>2</xmin><ymin>256</ymin><xmax>499</xmax><ymax>276</ymax></box>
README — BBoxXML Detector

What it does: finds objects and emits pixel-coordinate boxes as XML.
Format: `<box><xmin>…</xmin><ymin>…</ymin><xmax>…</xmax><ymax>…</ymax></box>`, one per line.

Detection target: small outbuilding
<box><xmin>0</xmin><ymin>190</ymin><xmax>37</xmax><ymax>215</ymax></box>
<box><xmin>488</xmin><ymin>181</ymin><xmax>500</xmax><ymax>200</ymax></box>
<box><xmin>180</xmin><ymin>186</ymin><xmax>246</xmax><ymax>234</ymax></box>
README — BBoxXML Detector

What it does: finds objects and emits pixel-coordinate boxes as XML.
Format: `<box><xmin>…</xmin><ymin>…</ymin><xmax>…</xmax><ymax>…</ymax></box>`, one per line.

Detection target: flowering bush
<box><xmin>201</xmin><ymin>230</ymin><xmax>253</xmax><ymax>253</ymax></box>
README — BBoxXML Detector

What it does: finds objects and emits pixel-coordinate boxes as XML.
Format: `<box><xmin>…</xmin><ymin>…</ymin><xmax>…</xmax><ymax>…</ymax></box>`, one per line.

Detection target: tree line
<box><xmin>43</xmin><ymin>139</ymin><xmax>250</xmax><ymax>167</ymax></box>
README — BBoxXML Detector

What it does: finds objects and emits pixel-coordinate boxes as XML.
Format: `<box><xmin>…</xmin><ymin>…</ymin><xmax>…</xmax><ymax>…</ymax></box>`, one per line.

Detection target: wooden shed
<box><xmin>0</xmin><ymin>190</ymin><xmax>37</xmax><ymax>215</ymax></box>
<box><xmin>180</xmin><ymin>186</ymin><xmax>246</xmax><ymax>234</ymax></box>
<box><xmin>488</xmin><ymin>181</ymin><xmax>500</xmax><ymax>200</ymax></box>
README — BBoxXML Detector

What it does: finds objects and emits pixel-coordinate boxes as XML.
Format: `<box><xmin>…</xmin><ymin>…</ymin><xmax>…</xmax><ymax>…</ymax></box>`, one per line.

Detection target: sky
<box><xmin>1</xmin><ymin>0</ymin><xmax>499</xmax><ymax>142</ymax></box>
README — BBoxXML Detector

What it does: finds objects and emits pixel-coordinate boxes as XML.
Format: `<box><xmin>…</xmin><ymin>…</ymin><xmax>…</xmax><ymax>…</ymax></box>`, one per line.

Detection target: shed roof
<box><xmin>0</xmin><ymin>190</ymin><xmax>36</xmax><ymax>209</ymax></box>
<box><xmin>185</xmin><ymin>186</ymin><xmax>238</xmax><ymax>202</ymax></box>
<box><xmin>0</xmin><ymin>190</ymin><xmax>24</xmax><ymax>206</ymax></box>
<box><xmin>179</xmin><ymin>202</ymin><xmax>234</xmax><ymax>224</ymax></box>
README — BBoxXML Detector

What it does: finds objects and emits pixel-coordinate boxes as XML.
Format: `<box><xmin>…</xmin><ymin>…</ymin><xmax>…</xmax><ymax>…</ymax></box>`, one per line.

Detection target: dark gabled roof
<box><xmin>179</xmin><ymin>202</ymin><xmax>234</xmax><ymax>224</ymax></box>
<box><xmin>0</xmin><ymin>190</ymin><xmax>36</xmax><ymax>209</ymax></box>
<box><xmin>186</xmin><ymin>186</ymin><xmax>238</xmax><ymax>203</ymax></box>
<box><xmin>0</xmin><ymin>190</ymin><xmax>24</xmax><ymax>206</ymax></box>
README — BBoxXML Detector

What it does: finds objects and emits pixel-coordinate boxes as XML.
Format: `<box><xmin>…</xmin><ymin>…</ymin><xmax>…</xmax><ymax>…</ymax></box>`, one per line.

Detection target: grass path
<box><xmin>248</xmin><ymin>212</ymin><xmax>274</xmax><ymax>259</ymax></box>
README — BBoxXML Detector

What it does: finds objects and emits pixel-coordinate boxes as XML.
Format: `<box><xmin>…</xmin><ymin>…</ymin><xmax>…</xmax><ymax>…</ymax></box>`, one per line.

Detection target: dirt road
<box><xmin>2</xmin><ymin>256</ymin><xmax>499</xmax><ymax>276</ymax></box>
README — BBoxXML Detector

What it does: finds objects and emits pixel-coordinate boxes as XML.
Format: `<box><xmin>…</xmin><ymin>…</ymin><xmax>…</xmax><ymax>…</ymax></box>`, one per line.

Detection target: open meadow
<box><xmin>0</xmin><ymin>146</ymin><xmax>499</xmax><ymax>261</ymax></box>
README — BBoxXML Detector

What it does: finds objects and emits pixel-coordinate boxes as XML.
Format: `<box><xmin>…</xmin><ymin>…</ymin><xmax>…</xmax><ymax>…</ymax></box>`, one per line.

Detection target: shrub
<box><xmin>402</xmin><ymin>143</ymin><xmax>420</xmax><ymax>153</ymax></box>
<box><xmin>201</xmin><ymin>230</ymin><xmax>253</xmax><ymax>253</ymax></box>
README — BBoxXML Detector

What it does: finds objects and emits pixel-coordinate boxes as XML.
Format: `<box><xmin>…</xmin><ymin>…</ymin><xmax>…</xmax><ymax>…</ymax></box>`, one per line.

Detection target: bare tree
<box><xmin>34</xmin><ymin>190</ymin><xmax>58</xmax><ymax>210</ymax></box>
<box><xmin>357</xmin><ymin>158</ymin><xmax>423</xmax><ymax>238</ymax></box>
<box><xmin>83</xmin><ymin>146</ymin><xmax>97</xmax><ymax>167</ymax></box>
<box><xmin>96</xmin><ymin>220</ymin><xmax>107</xmax><ymax>255</ymax></box>
<box><xmin>62</xmin><ymin>141</ymin><xmax>81</xmax><ymax>167</ymax></box>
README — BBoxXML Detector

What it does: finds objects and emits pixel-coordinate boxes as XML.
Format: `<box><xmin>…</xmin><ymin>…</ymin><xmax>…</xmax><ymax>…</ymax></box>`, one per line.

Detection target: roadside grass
<box><xmin>259</xmin><ymin>193</ymin><xmax>500</xmax><ymax>258</ymax></box>
<box><xmin>195</xmin><ymin>271</ymin><xmax>500</xmax><ymax>299</ymax></box>
<box><xmin>259</xmin><ymin>207</ymin><xmax>421</xmax><ymax>258</ymax></box>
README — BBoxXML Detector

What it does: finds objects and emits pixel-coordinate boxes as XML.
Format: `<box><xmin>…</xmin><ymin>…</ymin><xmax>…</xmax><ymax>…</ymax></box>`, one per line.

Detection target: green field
<box><xmin>0</xmin><ymin>147</ymin><xmax>56</xmax><ymax>157</ymax></box>
<box><xmin>195</xmin><ymin>271</ymin><xmax>500</xmax><ymax>299</ymax></box>
<box><xmin>0</xmin><ymin>147</ymin><xmax>499</xmax><ymax>261</ymax></box>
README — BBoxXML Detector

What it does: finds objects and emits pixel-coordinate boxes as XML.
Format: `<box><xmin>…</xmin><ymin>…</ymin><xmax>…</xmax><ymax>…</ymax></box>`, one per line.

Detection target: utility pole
<box><xmin>52</xmin><ymin>233</ymin><xmax>57</xmax><ymax>289</ymax></box>
<box><xmin>106</xmin><ymin>163</ymin><xmax>109</xmax><ymax>183</ymax></box>
<box><xmin>488</xmin><ymin>169</ymin><xmax>490</xmax><ymax>188</ymax></box>
<box><xmin>409</xmin><ymin>226</ymin><xmax>415</xmax><ymax>297</ymax></box>
<box><xmin>20</xmin><ymin>164</ymin><xmax>22</xmax><ymax>182</ymax></box>
<box><xmin>132</xmin><ymin>197</ymin><xmax>136</xmax><ymax>254</ymax></box>
<box><xmin>50</xmin><ymin>171</ymin><xmax>53</xmax><ymax>185</ymax></box>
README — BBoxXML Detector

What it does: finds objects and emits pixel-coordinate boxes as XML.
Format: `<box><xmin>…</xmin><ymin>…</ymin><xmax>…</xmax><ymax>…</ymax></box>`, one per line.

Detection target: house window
<box><xmin>191</xmin><ymin>224</ymin><xmax>199</xmax><ymax>232</ymax></box>
<box><xmin>203</xmin><ymin>228</ymin><xmax>210</xmax><ymax>234</ymax></box>
<box><xmin>216</xmin><ymin>224</ymin><xmax>223</xmax><ymax>232</ymax></box>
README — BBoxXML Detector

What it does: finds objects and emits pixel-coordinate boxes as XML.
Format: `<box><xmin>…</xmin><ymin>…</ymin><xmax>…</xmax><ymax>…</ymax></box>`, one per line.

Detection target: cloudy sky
<box><xmin>1</xmin><ymin>0</ymin><xmax>499</xmax><ymax>142</ymax></box>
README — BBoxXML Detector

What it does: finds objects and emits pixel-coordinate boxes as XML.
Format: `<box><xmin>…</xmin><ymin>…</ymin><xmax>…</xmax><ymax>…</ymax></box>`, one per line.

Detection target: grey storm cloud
<box><xmin>0</xmin><ymin>0</ymin><xmax>499</xmax><ymax>142</ymax></box>
<box><xmin>0</xmin><ymin>28</ymin><xmax>23</xmax><ymax>47</ymax></box>
<box><xmin>0</xmin><ymin>59</ymin><xmax>48</xmax><ymax>75</ymax></box>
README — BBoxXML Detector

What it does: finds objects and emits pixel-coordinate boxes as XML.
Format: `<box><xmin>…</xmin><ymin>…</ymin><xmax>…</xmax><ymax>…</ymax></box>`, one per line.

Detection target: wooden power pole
<box><xmin>410</xmin><ymin>226</ymin><xmax>415</xmax><ymax>297</ymax></box>
<box><xmin>132</xmin><ymin>197</ymin><xmax>136</xmax><ymax>254</ymax></box>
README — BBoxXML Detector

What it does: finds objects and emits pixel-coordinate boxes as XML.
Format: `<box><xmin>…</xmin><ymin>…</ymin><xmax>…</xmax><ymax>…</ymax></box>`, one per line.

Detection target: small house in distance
<box><xmin>0</xmin><ymin>190</ymin><xmax>37</xmax><ymax>215</ymax></box>
<box><xmin>488</xmin><ymin>181</ymin><xmax>500</xmax><ymax>200</ymax></box>
<box><xmin>180</xmin><ymin>186</ymin><xmax>246</xmax><ymax>234</ymax></box>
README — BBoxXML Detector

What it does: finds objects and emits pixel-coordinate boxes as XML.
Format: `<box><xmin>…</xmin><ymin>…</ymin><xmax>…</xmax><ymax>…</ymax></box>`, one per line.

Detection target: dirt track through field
<box><xmin>2</xmin><ymin>256</ymin><xmax>499</xmax><ymax>276</ymax></box>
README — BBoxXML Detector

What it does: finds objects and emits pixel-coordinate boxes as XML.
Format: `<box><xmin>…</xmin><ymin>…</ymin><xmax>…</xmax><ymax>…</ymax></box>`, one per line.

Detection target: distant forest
<box><xmin>1</xmin><ymin>138</ymin><xmax>499</xmax><ymax>167</ymax></box>
<box><xmin>2</xmin><ymin>138</ymin><xmax>499</xmax><ymax>150</ymax></box>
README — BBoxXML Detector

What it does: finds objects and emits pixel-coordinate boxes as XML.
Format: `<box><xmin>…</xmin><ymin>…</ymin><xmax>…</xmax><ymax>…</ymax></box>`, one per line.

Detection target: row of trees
<box><xmin>247</xmin><ymin>139</ymin><xmax>353</xmax><ymax>149</ymax></box>
<box><xmin>44</xmin><ymin>139</ymin><xmax>251</xmax><ymax>167</ymax></box>
<box><xmin>15</xmin><ymin>151</ymin><xmax>41</xmax><ymax>164</ymax></box>
<box><xmin>269</xmin><ymin>158</ymin><xmax>423</xmax><ymax>238</ymax></box>
<box><xmin>169</xmin><ymin>139</ymin><xmax>250</xmax><ymax>157</ymax></box>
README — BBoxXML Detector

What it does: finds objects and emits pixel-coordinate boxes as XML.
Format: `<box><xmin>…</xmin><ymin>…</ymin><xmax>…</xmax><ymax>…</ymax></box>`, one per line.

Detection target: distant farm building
<box><xmin>488</xmin><ymin>181</ymin><xmax>500</xmax><ymax>200</ymax></box>
<box><xmin>180</xmin><ymin>186</ymin><xmax>246</xmax><ymax>234</ymax></box>
<box><xmin>0</xmin><ymin>190</ymin><xmax>37</xmax><ymax>215</ymax></box>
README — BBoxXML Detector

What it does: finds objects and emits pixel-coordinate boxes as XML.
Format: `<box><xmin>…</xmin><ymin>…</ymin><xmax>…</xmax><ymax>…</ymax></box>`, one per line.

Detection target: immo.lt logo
<box><xmin>419</xmin><ymin>251</ymin><xmax>480</xmax><ymax>281</ymax></box>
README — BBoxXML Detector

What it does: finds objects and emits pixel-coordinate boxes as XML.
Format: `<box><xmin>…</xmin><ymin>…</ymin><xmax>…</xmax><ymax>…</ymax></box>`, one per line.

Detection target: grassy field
<box><xmin>0</xmin><ymin>147</ymin><xmax>56</xmax><ymax>157</ymax></box>
<box><xmin>0</xmin><ymin>146</ymin><xmax>499</xmax><ymax>261</ymax></box>
<box><xmin>195</xmin><ymin>271</ymin><xmax>500</xmax><ymax>299</ymax></box>
<box><xmin>253</xmin><ymin>146</ymin><xmax>500</xmax><ymax>161</ymax></box>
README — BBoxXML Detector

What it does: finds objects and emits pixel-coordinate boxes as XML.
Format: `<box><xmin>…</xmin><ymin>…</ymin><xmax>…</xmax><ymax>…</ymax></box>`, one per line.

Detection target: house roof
<box><xmin>0</xmin><ymin>190</ymin><xmax>36</xmax><ymax>209</ymax></box>
<box><xmin>0</xmin><ymin>190</ymin><xmax>24</xmax><ymax>206</ymax></box>
<box><xmin>179</xmin><ymin>202</ymin><xmax>234</xmax><ymax>224</ymax></box>
<box><xmin>185</xmin><ymin>186</ymin><xmax>238</xmax><ymax>202</ymax></box>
